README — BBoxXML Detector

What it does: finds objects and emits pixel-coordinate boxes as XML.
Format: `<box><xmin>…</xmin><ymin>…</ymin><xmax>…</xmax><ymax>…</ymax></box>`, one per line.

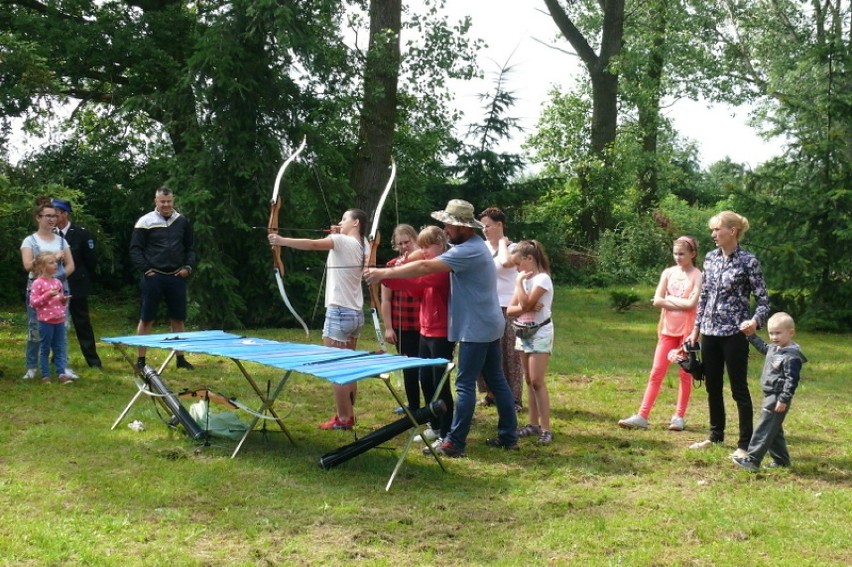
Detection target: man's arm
<box><xmin>364</xmin><ymin>258</ymin><xmax>449</xmax><ymax>284</ymax></box>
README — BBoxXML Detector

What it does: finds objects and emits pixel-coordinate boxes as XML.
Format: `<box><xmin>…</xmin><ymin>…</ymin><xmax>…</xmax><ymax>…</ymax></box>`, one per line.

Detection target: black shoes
<box><xmin>485</xmin><ymin>437</ymin><xmax>520</xmax><ymax>451</ymax></box>
<box><xmin>176</xmin><ymin>356</ymin><xmax>194</xmax><ymax>370</ymax></box>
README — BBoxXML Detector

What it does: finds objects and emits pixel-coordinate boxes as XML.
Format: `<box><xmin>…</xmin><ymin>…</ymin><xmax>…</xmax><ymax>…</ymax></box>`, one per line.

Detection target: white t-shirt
<box><xmin>325</xmin><ymin>233</ymin><xmax>368</xmax><ymax>310</ymax></box>
<box><xmin>517</xmin><ymin>272</ymin><xmax>553</xmax><ymax>325</ymax></box>
<box><xmin>20</xmin><ymin>233</ymin><xmax>69</xmax><ymax>281</ymax></box>
<box><xmin>486</xmin><ymin>240</ymin><xmax>517</xmax><ymax>307</ymax></box>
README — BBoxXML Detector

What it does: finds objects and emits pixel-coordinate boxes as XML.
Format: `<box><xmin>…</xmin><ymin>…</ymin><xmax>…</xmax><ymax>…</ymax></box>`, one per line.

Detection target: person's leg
<box><xmin>500</xmin><ymin>309</ymin><xmax>523</xmax><ymax>406</ymax></box>
<box><xmin>136</xmin><ymin>274</ymin><xmax>163</xmax><ymax>359</ymax></box>
<box><xmin>527</xmin><ymin>352</ymin><xmax>552</xmax><ymax>432</ymax></box>
<box><xmin>25</xmin><ymin>284</ymin><xmax>41</xmax><ymax>371</ymax></box>
<box><xmin>638</xmin><ymin>335</ymin><xmax>678</xmax><ymax>419</ymax></box>
<box><xmin>163</xmin><ymin>275</ymin><xmax>189</xmax><ymax>358</ymax></box>
<box><xmin>38</xmin><ymin>321</ymin><xmax>53</xmax><ymax>378</ymax></box>
<box><xmin>53</xmin><ymin>322</ymin><xmax>68</xmax><ymax>378</ymax></box>
<box><xmin>675</xmin><ymin>363</ymin><xmax>693</xmax><ymax>419</ymax></box>
<box><xmin>701</xmin><ymin>335</ymin><xmax>726</xmax><ymax>443</ymax></box>
<box><xmin>520</xmin><ymin>352</ymin><xmax>539</xmax><ymax>426</ymax></box>
<box><xmin>768</xmin><ymin>422</ymin><xmax>791</xmax><ymax>467</ymax></box>
<box><xmin>481</xmin><ymin>339</ymin><xmax>518</xmax><ymax>446</ymax></box>
<box><xmin>69</xmin><ymin>295</ymin><xmax>101</xmax><ymax>367</ymax></box>
<box><xmin>398</xmin><ymin>329</ymin><xmax>422</xmax><ymax>409</ymax></box>
<box><xmin>320</xmin><ymin>307</ymin><xmax>362</xmax><ymax>425</ymax></box>
<box><xmin>446</xmin><ymin>342</ymin><xmax>482</xmax><ymax>451</ymax></box>
<box><xmin>747</xmin><ymin>394</ymin><xmax>788</xmax><ymax>465</ymax></box>
<box><xmin>724</xmin><ymin>333</ymin><xmax>753</xmax><ymax>451</ymax></box>
<box><xmin>432</xmin><ymin>338</ymin><xmax>456</xmax><ymax>438</ymax></box>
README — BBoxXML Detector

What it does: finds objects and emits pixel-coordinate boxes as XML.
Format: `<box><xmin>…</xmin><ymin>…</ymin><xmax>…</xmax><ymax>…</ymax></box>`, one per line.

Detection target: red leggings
<box><xmin>638</xmin><ymin>334</ymin><xmax>692</xmax><ymax>419</ymax></box>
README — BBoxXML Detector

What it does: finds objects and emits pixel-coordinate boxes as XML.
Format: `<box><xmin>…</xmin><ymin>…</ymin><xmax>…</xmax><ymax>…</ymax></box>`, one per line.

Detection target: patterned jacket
<box><xmin>695</xmin><ymin>246</ymin><xmax>771</xmax><ymax>337</ymax></box>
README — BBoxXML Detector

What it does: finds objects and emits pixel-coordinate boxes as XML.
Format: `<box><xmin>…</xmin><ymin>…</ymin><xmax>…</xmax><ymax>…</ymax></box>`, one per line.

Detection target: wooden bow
<box><xmin>268</xmin><ymin>136</ymin><xmax>309</xmax><ymax>336</ymax></box>
<box><xmin>367</xmin><ymin>159</ymin><xmax>396</xmax><ymax>352</ymax></box>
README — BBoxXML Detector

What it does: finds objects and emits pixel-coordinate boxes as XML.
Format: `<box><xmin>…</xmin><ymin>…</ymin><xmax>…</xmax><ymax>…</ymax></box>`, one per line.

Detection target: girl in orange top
<box><xmin>619</xmin><ymin>236</ymin><xmax>703</xmax><ymax>431</ymax></box>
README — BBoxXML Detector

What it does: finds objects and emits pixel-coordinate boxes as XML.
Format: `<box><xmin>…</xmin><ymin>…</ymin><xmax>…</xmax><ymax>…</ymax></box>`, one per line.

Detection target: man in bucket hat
<box><xmin>366</xmin><ymin>199</ymin><xmax>518</xmax><ymax>457</ymax></box>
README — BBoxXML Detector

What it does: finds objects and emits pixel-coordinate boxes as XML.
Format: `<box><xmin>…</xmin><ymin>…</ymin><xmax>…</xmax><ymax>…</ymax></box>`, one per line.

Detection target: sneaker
<box><xmin>517</xmin><ymin>423</ymin><xmax>542</xmax><ymax>438</ymax></box>
<box><xmin>668</xmin><ymin>416</ymin><xmax>685</xmax><ymax>431</ymax></box>
<box><xmin>733</xmin><ymin>456</ymin><xmax>760</xmax><ymax>472</ymax></box>
<box><xmin>689</xmin><ymin>439</ymin><xmax>715</xmax><ymax>450</ymax></box>
<box><xmin>485</xmin><ymin>437</ymin><xmax>520</xmax><ymax>450</ymax></box>
<box><xmin>537</xmin><ymin>430</ymin><xmax>554</xmax><ymax>445</ymax></box>
<box><xmin>764</xmin><ymin>460</ymin><xmax>790</xmax><ymax>469</ymax></box>
<box><xmin>63</xmin><ymin>368</ymin><xmax>80</xmax><ymax>380</ymax></box>
<box><xmin>618</xmin><ymin>414</ymin><xmax>649</xmax><ymax>430</ymax></box>
<box><xmin>41</xmin><ymin>376</ymin><xmax>51</xmax><ymax>383</ymax></box>
<box><xmin>318</xmin><ymin>415</ymin><xmax>355</xmax><ymax>430</ymax></box>
<box><xmin>434</xmin><ymin>440</ymin><xmax>464</xmax><ymax>458</ymax></box>
<box><xmin>421</xmin><ymin>437</ymin><xmax>444</xmax><ymax>455</ymax></box>
<box><xmin>22</xmin><ymin>368</ymin><xmax>37</xmax><ymax>380</ymax></box>
<box><xmin>176</xmin><ymin>357</ymin><xmax>194</xmax><ymax>370</ymax></box>
<box><xmin>58</xmin><ymin>374</ymin><xmax>74</xmax><ymax>384</ymax></box>
<box><xmin>414</xmin><ymin>428</ymin><xmax>440</xmax><ymax>443</ymax></box>
<box><xmin>731</xmin><ymin>448</ymin><xmax>749</xmax><ymax>460</ymax></box>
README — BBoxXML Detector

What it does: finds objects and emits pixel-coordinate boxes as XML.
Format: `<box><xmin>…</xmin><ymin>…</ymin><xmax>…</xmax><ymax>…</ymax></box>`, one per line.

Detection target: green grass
<box><xmin>1</xmin><ymin>288</ymin><xmax>849</xmax><ymax>566</ymax></box>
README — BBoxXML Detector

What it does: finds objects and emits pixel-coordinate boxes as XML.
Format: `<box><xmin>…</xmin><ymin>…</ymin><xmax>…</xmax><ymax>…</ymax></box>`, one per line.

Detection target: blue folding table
<box><xmin>103</xmin><ymin>330</ymin><xmax>453</xmax><ymax>489</ymax></box>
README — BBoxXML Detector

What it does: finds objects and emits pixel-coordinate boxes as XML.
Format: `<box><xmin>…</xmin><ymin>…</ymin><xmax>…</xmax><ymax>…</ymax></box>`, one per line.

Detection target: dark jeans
<box><xmin>395</xmin><ymin>328</ymin><xmax>423</xmax><ymax>409</ymax></box>
<box><xmin>69</xmin><ymin>295</ymin><xmax>101</xmax><ymax>367</ymax></box>
<box><xmin>747</xmin><ymin>394</ymin><xmax>791</xmax><ymax>466</ymax></box>
<box><xmin>447</xmin><ymin>340</ymin><xmax>517</xmax><ymax>451</ymax></box>
<box><xmin>419</xmin><ymin>335</ymin><xmax>456</xmax><ymax>437</ymax></box>
<box><xmin>702</xmin><ymin>333</ymin><xmax>753</xmax><ymax>449</ymax></box>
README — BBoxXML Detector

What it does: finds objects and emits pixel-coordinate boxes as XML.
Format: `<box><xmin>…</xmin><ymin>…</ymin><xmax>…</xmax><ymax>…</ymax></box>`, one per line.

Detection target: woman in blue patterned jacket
<box><xmin>687</xmin><ymin>211</ymin><xmax>771</xmax><ymax>459</ymax></box>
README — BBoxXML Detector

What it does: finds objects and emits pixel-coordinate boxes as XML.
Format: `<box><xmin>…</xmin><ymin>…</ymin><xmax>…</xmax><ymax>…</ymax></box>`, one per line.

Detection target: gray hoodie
<box><xmin>747</xmin><ymin>335</ymin><xmax>807</xmax><ymax>404</ymax></box>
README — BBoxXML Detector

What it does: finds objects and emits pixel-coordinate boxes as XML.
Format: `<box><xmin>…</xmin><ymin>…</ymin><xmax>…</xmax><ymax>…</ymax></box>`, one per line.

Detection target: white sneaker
<box><xmin>731</xmin><ymin>448</ymin><xmax>749</xmax><ymax>460</ymax></box>
<box><xmin>618</xmin><ymin>414</ymin><xmax>649</xmax><ymax>430</ymax></box>
<box><xmin>64</xmin><ymin>368</ymin><xmax>80</xmax><ymax>380</ymax></box>
<box><xmin>414</xmin><ymin>428</ymin><xmax>440</xmax><ymax>443</ymax></box>
<box><xmin>668</xmin><ymin>416</ymin><xmax>685</xmax><ymax>431</ymax></box>
<box><xmin>22</xmin><ymin>368</ymin><xmax>37</xmax><ymax>380</ymax></box>
<box><xmin>421</xmin><ymin>437</ymin><xmax>444</xmax><ymax>455</ymax></box>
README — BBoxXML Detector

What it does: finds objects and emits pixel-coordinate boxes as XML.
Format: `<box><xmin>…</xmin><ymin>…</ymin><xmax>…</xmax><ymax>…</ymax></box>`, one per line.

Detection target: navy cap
<box><xmin>52</xmin><ymin>199</ymin><xmax>72</xmax><ymax>213</ymax></box>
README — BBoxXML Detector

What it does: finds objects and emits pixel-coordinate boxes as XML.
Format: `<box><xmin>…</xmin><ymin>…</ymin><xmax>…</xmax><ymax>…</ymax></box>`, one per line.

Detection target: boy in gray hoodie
<box><xmin>734</xmin><ymin>312</ymin><xmax>807</xmax><ymax>471</ymax></box>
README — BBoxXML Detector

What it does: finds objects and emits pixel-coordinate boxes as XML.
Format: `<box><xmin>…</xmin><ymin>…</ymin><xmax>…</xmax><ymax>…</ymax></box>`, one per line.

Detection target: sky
<box><xmin>441</xmin><ymin>1</ymin><xmax>784</xmax><ymax>168</ymax></box>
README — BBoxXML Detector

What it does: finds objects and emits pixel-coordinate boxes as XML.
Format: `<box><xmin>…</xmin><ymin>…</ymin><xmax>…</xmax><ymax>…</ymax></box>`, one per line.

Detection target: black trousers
<box><xmin>419</xmin><ymin>335</ymin><xmax>456</xmax><ymax>438</ymax></box>
<box><xmin>701</xmin><ymin>333</ymin><xmax>753</xmax><ymax>449</ymax></box>
<box><xmin>69</xmin><ymin>295</ymin><xmax>101</xmax><ymax>367</ymax></box>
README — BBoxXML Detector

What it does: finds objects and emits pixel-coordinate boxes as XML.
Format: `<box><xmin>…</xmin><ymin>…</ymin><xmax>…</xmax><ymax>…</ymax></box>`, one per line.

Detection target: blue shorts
<box><xmin>515</xmin><ymin>322</ymin><xmax>554</xmax><ymax>354</ymax></box>
<box><xmin>140</xmin><ymin>273</ymin><xmax>187</xmax><ymax>322</ymax></box>
<box><xmin>322</xmin><ymin>305</ymin><xmax>364</xmax><ymax>343</ymax></box>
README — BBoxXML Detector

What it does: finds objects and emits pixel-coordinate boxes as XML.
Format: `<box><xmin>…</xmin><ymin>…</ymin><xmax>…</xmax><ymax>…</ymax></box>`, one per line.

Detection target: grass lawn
<box><xmin>1</xmin><ymin>288</ymin><xmax>849</xmax><ymax>566</ymax></box>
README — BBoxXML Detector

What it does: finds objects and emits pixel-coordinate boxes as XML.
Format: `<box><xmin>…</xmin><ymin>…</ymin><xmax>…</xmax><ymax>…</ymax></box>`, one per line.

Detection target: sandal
<box><xmin>517</xmin><ymin>423</ymin><xmax>542</xmax><ymax>437</ymax></box>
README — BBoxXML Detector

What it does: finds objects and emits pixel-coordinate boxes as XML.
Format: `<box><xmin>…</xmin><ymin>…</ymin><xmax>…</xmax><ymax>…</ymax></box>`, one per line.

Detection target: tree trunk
<box><xmin>350</xmin><ymin>0</ymin><xmax>401</xmax><ymax>225</ymax></box>
<box><xmin>636</xmin><ymin>3</ymin><xmax>667</xmax><ymax>213</ymax></box>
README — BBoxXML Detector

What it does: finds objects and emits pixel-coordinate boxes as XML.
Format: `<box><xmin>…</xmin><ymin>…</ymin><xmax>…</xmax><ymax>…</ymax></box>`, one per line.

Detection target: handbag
<box><xmin>677</xmin><ymin>341</ymin><xmax>705</xmax><ymax>387</ymax></box>
<box><xmin>512</xmin><ymin>318</ymin><xmax>551</xmax><ymax>340</ymax></box>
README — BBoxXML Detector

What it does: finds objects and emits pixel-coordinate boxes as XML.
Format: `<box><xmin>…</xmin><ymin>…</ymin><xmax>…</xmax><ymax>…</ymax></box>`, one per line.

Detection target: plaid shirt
<box><xmin>386</xmin><ymin>256</ymin><xmax>421</xmax><ymax>332</ymax></box>
<box><xmin>695</xmin><ymin>246</ymin><xmax>771</xmax><ymax>337</ymax></box>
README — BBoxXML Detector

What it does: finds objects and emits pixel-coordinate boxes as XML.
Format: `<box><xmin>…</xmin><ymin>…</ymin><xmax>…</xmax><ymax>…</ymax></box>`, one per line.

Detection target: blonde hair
<box><xmin>32</xmin><ymin>251</ymin><xmax>55</xmax><ymax>277</ymax></box>
<box><xmin>391</xmin><ymin>224</ymin><xmax>418</xmax><ymax>252</ymax></box>
<box><xmin>768</xmin><ymin>312</ymin><xmax>795</xmax><ymax>330</ymax></box>
<box><xmin>709</xmin><ymin>211</ymin><xmax>750</xmax><ymax>242</ymax></box>
<box><xmin>417</xmin><ymin>225</ymin><xmax>448</xmax><ymax>251</ymax></box>
<box><xmin>512</xmin><ymin>240</ymin><xmax>551</xmax><ymax>274</ymax></box>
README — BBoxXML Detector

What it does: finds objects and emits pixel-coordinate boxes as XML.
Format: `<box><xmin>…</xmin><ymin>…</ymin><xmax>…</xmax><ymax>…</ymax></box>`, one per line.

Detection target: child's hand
<box><xmin>739</xmin><ymin>320</ymin><xmax>757</xmax><ymax>336</ymax></box>
<box><xmin>61</xmin><ymin>294</ymin><xmax>71</xmax><ymax>304</ymax></box>
<box><xmin>775</xmin><ymin>401</ymin><xmax>788</xmax><ymax>413</ymax></box>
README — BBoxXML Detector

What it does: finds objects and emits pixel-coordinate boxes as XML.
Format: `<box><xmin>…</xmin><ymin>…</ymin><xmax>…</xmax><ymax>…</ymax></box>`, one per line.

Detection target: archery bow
<box><xmin>268</xmin><ymin>136</ymin><xmax>310</xmax><ymax>336</ymax></box>
<box><xmin>367</xmin><ymin>159</ymin><xmax>397</xmax><ymax>352</ymax></box>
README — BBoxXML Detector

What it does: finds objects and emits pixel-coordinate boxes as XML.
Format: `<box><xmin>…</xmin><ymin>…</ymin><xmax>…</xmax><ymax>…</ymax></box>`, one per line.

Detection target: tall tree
<box><xmin>349</xmin><ymin>0</ymin><xmax>401</xmax><ymax>219</ymax></box>
<box><xmin>542</xmin><ymin>0</ymin><xmax>625</xmax><ymax>242</ymax></box>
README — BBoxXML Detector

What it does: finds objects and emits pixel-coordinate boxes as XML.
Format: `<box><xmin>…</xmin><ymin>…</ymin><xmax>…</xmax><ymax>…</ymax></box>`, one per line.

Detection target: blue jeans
<box><xmin>446</xmin><ymin>340</ymin><xmax>517</xmax><ymax>451</ymax></box>
<box><xmin>38</xmin><ymin>321</ymin><xmax>67</xmax><ymax>378</ymax></box>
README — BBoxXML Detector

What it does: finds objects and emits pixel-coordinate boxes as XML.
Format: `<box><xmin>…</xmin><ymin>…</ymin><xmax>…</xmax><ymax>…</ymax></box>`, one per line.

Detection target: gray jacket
<box><xmin>747</xmin><ymin>335</ymin><xmax>807</xmax><ymax>404</ymax></box>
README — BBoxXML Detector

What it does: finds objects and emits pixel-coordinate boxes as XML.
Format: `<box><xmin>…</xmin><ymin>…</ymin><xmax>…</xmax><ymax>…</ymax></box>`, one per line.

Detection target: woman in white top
<box><xmin>268</xmin><ymin>208</ymin><xmax>368</xmax><ymax>430</ymax></box>
<box><xmin>20</xmin><ymin>197</ymin><xmax>75</xmax><ymax>379</ymax></box>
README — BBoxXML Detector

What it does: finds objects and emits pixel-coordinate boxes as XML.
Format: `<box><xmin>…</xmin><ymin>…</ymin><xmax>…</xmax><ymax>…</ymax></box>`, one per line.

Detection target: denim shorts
<box><xmin>323</xmin><ymin>305</ymin><xmax>364</xmax><ymax>343</ymax></box>
<box><xmin>515</xmin><ymin>321</ymin><xmax>554</xmax><ymax>354</ymax></box>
